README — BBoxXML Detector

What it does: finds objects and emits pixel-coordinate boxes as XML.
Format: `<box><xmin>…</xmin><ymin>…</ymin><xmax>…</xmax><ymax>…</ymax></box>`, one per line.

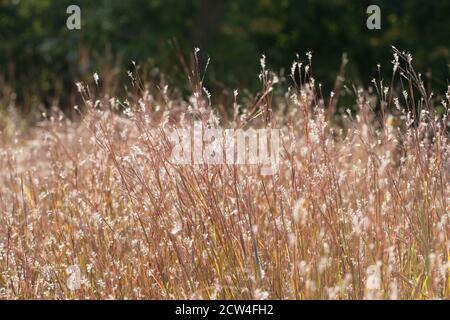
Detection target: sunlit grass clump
<box><xmin>0</xmin><ymin>49</ymin><xmax>449</xmax><ymax>299</ymax></box>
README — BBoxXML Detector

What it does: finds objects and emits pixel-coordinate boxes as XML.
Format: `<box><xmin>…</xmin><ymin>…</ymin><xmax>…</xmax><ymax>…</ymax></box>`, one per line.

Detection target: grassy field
<box><xmin>0</xmin><ymin>50</ymin><xmax>449</xmax><ymax>299</ymax></box>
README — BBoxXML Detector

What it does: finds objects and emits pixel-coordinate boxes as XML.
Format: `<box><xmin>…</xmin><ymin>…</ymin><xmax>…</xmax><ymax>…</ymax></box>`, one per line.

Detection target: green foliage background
<box><xmin>0</xmin><ymin>0</ymin><xmax>449</xmax><ymax>110</ymax></box>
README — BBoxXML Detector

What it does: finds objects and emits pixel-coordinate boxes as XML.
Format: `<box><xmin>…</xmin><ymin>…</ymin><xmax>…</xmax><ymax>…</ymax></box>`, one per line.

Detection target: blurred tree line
<box><xmin>0</xmin><ymin>0</ymin><xmax>449</xmax><ymax>112</ymax></box>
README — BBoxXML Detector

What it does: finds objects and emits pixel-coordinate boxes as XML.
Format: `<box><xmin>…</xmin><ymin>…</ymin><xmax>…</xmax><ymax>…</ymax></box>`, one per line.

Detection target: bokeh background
<box><xmin>1</xmin><ymin>0</ymin><xmax>449</xmax><ymax>112</ymax></box>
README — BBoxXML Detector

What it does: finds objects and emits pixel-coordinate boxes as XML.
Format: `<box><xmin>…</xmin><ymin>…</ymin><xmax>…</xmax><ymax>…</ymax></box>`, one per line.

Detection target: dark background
<box><xmin>1</xmin><ymin>0</ymin><xmax>449</xmax><ymax>112</ymax></box>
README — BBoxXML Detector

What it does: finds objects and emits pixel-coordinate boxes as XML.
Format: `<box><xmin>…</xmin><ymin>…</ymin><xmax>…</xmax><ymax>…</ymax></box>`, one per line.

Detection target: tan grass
<box><xmin>0</xmin><ymin>50</ymin><xmax>448</xmax><ymax>299</ymax></box>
